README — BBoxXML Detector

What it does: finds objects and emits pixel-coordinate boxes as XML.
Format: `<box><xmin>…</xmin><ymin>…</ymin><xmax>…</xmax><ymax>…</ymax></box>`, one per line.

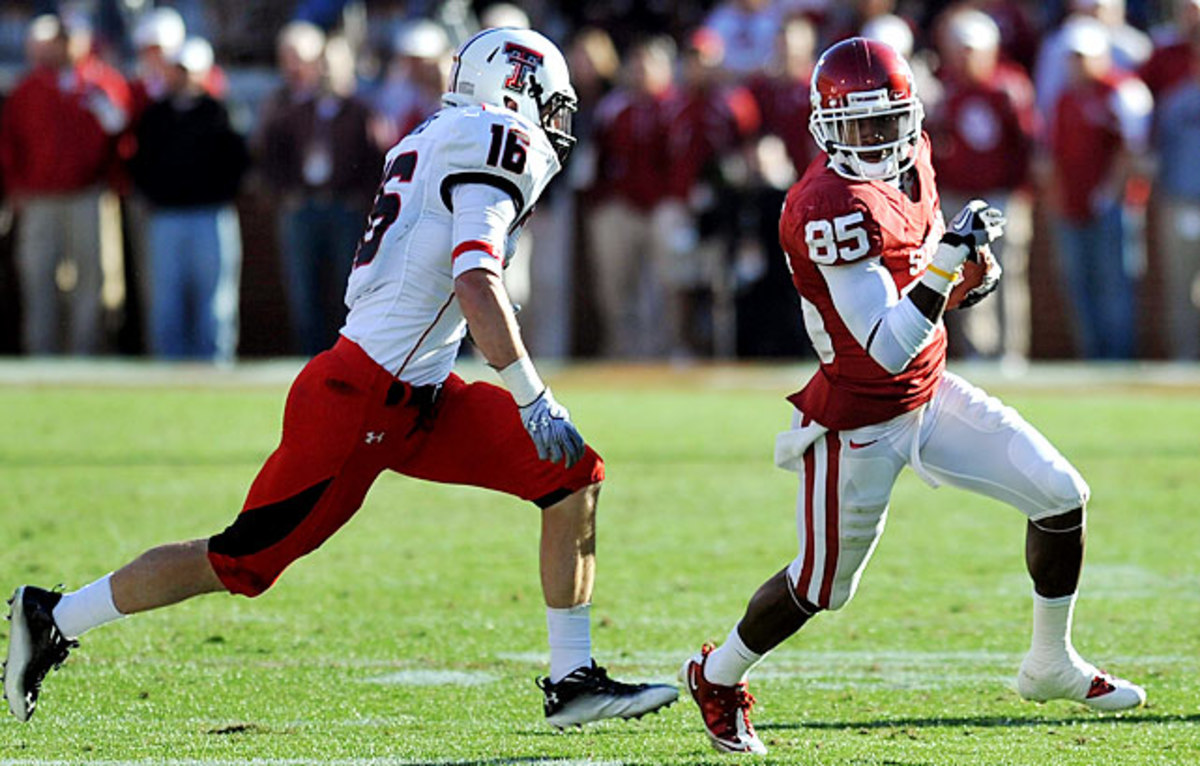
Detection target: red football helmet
<box><xmin>809</xmin><ymin>37</ymin><xmax>923</xmax><ymax>182</ymax></box>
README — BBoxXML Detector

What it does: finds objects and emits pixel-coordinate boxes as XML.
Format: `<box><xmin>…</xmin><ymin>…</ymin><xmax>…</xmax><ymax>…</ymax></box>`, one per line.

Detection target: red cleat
<box><xmin>679</xmin><ymin>643</ymin><xmax>767</xmax><ymax>754</ymax></box>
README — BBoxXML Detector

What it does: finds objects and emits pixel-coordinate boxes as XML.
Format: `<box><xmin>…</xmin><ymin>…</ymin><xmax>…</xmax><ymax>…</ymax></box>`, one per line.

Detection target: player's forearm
<box><xmin>454</xmin><ymin>269</ymin><xmax>527</xmax><ymax>370</ymax></box>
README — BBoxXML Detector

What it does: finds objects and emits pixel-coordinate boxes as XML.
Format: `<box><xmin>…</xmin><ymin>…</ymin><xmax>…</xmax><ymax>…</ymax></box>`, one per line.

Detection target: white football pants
<box><xmin>781</xmin><ymin>372</ymin><xmax>1090</xmax><ymax>611</ymax></box>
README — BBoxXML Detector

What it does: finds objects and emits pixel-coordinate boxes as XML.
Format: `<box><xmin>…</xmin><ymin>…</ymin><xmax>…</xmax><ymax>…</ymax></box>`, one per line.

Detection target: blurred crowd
<box><xmin>1</xmin><ymin>0</ymin><xmax>1200</xmax><ymax>363</ymax></box>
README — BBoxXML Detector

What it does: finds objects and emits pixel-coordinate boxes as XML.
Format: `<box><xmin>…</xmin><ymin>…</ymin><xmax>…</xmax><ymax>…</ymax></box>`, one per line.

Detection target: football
<box><xmin>946</xmin><ymin>259</ymin><xmax>985</xmax><ymax>310</ymax></box>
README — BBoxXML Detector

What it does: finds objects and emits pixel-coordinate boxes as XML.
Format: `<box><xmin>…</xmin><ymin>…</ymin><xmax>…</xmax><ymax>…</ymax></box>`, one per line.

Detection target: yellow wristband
<box><xmin>927</xmin><ymin>263</ymin><xmax>958</xmax><ymax>281</ymax></box>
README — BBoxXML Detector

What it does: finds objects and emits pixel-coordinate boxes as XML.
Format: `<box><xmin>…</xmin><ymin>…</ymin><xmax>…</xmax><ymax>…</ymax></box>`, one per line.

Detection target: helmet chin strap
<box><xmin>831</xmin><ymin>150</ymin><xmax>898</xmax><ymax>182</ymax></box>
<box><xmin>855</xmin><ymin>155</ymin><xmax>899</xmax><ymax>181</ymax></box>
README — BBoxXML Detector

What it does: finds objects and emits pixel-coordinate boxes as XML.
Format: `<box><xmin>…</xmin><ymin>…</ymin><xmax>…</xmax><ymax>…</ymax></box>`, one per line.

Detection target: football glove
<box><xmin>942</xmin><ymin>199</ymin><xmax>1006</xmax><ymax>262</ymax></box>
<box><xmin>518</xmin><ymin>387</ymin><xmax>585</xmax><ymax>468</ymax></box>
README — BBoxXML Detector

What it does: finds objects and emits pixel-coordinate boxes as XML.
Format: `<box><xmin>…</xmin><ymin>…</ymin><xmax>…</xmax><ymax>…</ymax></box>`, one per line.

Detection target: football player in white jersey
<box><xmin>4</xmin><ymin>27</ymin><xmax>677</xmax><ymax>728</ymax></box>
<box><xmin>678</xmin><ymin>38</ymin><xmax>1146</xmax><ymax>755</ymax></box>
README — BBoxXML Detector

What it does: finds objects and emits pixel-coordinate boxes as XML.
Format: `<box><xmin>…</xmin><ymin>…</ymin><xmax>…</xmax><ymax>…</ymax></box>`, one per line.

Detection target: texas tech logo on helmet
<box><xmin>503</xmin><ymin>42</ymin><xmax>544</xmax><ymax>93</ymax></box>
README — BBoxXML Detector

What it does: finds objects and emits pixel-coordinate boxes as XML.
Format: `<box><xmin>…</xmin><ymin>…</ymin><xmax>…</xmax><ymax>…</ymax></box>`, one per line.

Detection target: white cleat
<box><xmin>1017</xmin><ymin>651</ymin><xmax>1146</xmax><ymax>712</ymax></box>
<box><xmin>537</xmin><ymin>661</ymin><xmax>678</xmax><ymax>728</ymax></box>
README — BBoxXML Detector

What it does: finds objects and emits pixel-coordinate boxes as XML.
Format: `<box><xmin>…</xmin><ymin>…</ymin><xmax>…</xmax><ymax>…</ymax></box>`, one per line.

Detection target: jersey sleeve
<box><xmin>436</xmin><ymin>109</ymin><xmax>558</xmax><ymax>220</ymax></box>
<box><xmin>450</xmin><ymin>183</ymin><xmax>518</xmax><ymax>278</ymax></box>
<box><xmin>779</xmin><ymin>180</ymin><xmax>885</xmax><ymax>269</ymax></box>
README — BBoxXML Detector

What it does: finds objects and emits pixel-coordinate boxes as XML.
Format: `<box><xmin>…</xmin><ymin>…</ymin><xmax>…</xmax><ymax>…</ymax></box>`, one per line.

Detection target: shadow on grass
<box><xmin>760</xmin><ymin>711</ymin><xmax>1200</xmax><ymax>732</ymax></box>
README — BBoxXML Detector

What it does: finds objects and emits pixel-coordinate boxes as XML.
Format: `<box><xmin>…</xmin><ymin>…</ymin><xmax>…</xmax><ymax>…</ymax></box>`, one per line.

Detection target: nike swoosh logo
<box><xmin>848</xmin><ymin>439</ymin><xmax>879</xmax><ymax>449</ymax></box>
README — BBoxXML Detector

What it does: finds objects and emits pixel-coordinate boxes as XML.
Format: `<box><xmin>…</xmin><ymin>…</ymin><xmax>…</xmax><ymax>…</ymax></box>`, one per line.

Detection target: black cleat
<box><xmin>536</xmin><ymin>661</ymin><xmax>678</xmax><ymax>727</ymax></box>
<box><xmin>4</xmin><ymin>586</ymin><xmax>78</xmax><ymax>721</ymax></box>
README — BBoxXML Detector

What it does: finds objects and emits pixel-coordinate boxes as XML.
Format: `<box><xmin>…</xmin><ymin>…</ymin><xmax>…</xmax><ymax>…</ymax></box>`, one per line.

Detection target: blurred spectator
<box><xmin>739</xmin><ymin>14</ymin><xmax>819</xmax><ymax>357</ymax></box>
<box><xmin>975</xmin><ymin>0</ymin><xmax>1044</xmax><ymax>72</ymax></box>
<box><xmin>0</xmin><ymin>14</ymin><xmax>130</xmax><ymax>355</ymax></box>
<box><xmin>479</xmin><ymin>2</ymin><xmax>532</xmax><ymax>29</ymax></box>
<box><xmin>929</xmin><ymin>8</ymin><xmax>1037</xmax><ymax>362</ymax></box>
<box><xmin>370</xmin><ymin>19</ymin><xmax>451</xmax><ymax>149</ymax></box>
<box><xmin>258</xmin><ymin>29</ymin><xmax>381</xmax><ymax>357</ymax></box>
<box><xmin>587</xmin><ymin>36</ymin><xmax>676</xmax><ymax>358</ymax></box>
<box><xmin>861</xmin><ymin>11</ymin><xmax>943</xmax><ymax>111</ymax></box>
<box><xmin>1149</xmin><ymin>30</ymin><xmax>1200</xmax><ymax>359</ymax></box>
<box><xmin>825</xmin><ymin>0</ymin><xmax>902</xmax><ymax>45</ymax></box>
<box><xmin>520</xmin><ymin>27</ymin><xmax>619</xmax><ymax>359</ymax></box>
<box><xmin>1049</xmin><ymin>16</ymin><xmax>1153</xmax><ymax>359</ymax></box>
<box><xmin>129</xmin><ymin>37</ymin><xmax>248</xmax><ymax>363</ymax></box>
<box><xmin>749</xmin><ymin>14</ymin><xmax>818</xmax><ymax>181</ymax></box>
<box><xmin>702</xmin><ymin>0</ymin><xmax>783</xmax><ymax>80</ymax></box>
<box><xmin>1034</xmin><ymin>0</ymin><xmax>1152</xmax><ymax>126</ymax></box>
<box><xmin>265</xmin><ymin>20</ymin><xmax>325</xmax><ymax>110</ymax></box>
<box><xmin>1137</xmin><ymin>0</ymin><xmax>1200</xmax><ymax>97</ymax></box>
<box><xmin>121</xmin><ymin>6</ymin><xmax>189</xmax><ymax>354</ymax></box>
<box><xmin>663</xmin><ymin>28</ymin><xmax>761</xmax><ymax>357</ymax></box>
<box><xmin>129</xmin><ymin>7</ymin><xmax>186</xmax><ymax>125</ymax></box>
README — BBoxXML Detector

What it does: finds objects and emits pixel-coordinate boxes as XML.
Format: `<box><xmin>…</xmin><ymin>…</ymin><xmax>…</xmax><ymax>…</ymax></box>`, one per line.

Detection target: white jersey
<box><xmin>341</xmin><ymin>95</ymin><xmax>560</xmax><ymax>384</ymax></box>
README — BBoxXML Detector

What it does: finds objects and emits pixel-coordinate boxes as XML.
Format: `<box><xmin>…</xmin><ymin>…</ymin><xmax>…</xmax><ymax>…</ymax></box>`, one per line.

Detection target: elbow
<box><xmin>453</xmin><ymin>268</ymin><xmax>495</xmax><ymax>300</ymax></box>
<box><xmin>453</xmin><ymin>268</ymin><xmax>501</xmax><ymax>320</ymax></box>
<box><xmin>865</xmin><ymin>325</ymin><xmax>918</xmax><ymax>374</ymax></box>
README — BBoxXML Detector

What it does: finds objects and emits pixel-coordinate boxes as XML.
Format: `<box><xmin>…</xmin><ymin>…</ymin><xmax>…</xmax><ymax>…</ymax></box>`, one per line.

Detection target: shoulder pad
<box><xmin>437</xmin><ymin>106</ymin><xmax>557</xmax><ymax>216</ymax></box>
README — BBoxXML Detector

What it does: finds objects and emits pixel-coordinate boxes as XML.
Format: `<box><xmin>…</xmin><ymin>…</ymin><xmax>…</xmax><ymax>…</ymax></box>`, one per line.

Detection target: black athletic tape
<box><xmin>440</xmin><ymin>172</ymin><xmax>526</xmax><ymax>215</ymax></box>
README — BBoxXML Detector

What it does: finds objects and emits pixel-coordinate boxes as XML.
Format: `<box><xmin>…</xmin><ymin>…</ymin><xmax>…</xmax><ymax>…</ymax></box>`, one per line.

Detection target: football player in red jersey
<box><xmin>679</xmin><ymin>38</ymin><xmax>1146</xmax><ymax>756</ymax></box>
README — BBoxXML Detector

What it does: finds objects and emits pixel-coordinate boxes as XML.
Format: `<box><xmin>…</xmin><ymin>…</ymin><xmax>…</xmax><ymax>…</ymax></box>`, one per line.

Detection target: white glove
<box><xmin>942</xmin><ymin>199</ymin><xmax>1006</xmax><ymax>262</ymax></box>
<box><xmin>518</xmin><ymin>388</ymin><xmax>585</xmax><ymax>468</ymax></box>
<box><xmin>498</xmin><ymin>356</ymin><xmax>585</xmax><ymax>468</ymax></box>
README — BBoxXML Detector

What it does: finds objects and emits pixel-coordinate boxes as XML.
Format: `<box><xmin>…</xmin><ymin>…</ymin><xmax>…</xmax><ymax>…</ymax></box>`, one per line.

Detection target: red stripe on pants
<box><xmin>795</xmin><ymin>443</ymin><xmax>818</xmax><ymax>600</ymax></box>
<box><xmin>818</xmin><ymin>432</ymin><xmax>841</xmax><ymax>608</ymax></box>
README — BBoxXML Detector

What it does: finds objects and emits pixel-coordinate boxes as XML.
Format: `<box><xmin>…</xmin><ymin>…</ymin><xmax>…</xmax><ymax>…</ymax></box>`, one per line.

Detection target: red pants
<box><xmin>208</xmin><ymin>337</ymin><xmax>604</xmax><ymax>596</ymax></box>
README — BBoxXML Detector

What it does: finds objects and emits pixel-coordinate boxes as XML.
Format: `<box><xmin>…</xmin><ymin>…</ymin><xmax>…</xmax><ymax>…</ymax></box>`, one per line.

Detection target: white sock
<box><xmin>703</xmin><ymin>624</ymin><xmax>764</xmax><ymax>686</ymax></box>
<box><xmin>1028</xmin><ymin>591</ymin><xmax>1077</xmax><ymax>664</ymax></box>
<box><xmin>52</xmin><ymin>574</ymin><xmax>125</xmax><ymax>639</ymax></box>
<box><xmin>546</xmin><ymin>603</ymin><xmax>592</xmax><ymax>683</ymax></box>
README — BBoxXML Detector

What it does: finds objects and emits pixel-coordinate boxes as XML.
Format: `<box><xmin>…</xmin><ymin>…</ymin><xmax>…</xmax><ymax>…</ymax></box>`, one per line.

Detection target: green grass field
<box><xmin>0</xmin><ymin>362</ymin><xmax>1197</xmax><ymax>765</ymax></box>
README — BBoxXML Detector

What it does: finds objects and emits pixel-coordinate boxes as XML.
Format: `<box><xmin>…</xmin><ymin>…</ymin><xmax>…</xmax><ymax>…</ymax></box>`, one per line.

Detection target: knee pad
<box><xmin>1031</xmin><ymin>458</ymin><xmax>1090</xmax><ymax>518</ymax></box>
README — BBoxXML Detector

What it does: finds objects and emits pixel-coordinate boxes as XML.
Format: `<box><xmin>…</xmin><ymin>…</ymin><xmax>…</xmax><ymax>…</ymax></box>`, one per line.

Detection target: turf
<box><xmin>0</xmin><ymin>364</ymin><xmax>1197</xmax><ymax>765</ymax></box>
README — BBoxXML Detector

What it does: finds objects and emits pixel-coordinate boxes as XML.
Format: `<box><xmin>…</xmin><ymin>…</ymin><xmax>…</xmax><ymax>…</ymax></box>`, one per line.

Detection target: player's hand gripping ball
<box><xmin>947</xmin><ymin>245</ymin><xmax>1003</xmax><ymax>310</ymax></box>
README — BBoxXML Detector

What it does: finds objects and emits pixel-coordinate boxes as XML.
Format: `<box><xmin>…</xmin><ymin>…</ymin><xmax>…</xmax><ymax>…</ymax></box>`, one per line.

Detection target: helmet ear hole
<box><xmin>503</xmin><ymin>96</ymin><xmax>519</xmax><ymax>112</ymax></box>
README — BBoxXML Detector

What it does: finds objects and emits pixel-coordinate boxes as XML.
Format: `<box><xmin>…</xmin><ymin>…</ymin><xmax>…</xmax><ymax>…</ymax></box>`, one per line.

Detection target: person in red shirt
<box><xmin>370</xmin><ymin>19</ymin><xmax>451</xmax><ymax>149</ymax></box>
<box><xmin>929</xmin><ymin>8</ymin><xmax>1037</xmax><ymax>363</ymax></box>
<box><xmin>660</xmin><ymin>29</ymin><xmax>761</xmax><ymax>357</ymax></box>
<box><xmin>1050</xmin><ymin>16</ymin><xmax>1153</xmax><ymax>358</ymax></box>
<box><xmin>0</xmin><ymin>14</ymin><xmax>130</xmax><ymax>355</ymax></box>
<box><xmin>748</xmin><ymin>14</ymin><xmax>818</xmax><ymax>185</ymax></box>
<box><xmin>1137</xmin><ymin>0</ymin><xmax>1200</xmax><ymax>98</ymax></box>
<box><xmin>585</xmin><ymin>36</ymin><xmax>676</xmax><ymax>358</ymax></box>
<box><xmin>677</xmin><ymin>38</ymin><xmax>1146</xmax><ymax>757</ymax></box>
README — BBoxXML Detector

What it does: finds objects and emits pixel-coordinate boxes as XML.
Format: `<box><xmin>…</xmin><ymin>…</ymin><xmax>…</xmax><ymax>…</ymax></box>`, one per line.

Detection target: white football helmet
<box><xmin>447</xmin><ymin>27</ymin><xmax>578</xmax><ymax>163</ymax></box>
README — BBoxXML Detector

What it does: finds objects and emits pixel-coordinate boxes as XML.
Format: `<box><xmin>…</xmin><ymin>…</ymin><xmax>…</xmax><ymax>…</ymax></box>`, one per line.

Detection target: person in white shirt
<box><xmin>4</xmin><ymin>27</ymin><xmax>677</xmax><ymax>730</ymax></box>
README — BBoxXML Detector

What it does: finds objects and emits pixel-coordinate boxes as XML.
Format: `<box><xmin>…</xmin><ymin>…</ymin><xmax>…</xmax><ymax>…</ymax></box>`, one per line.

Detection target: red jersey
<box><xmin>664</xmin><ymin>83</ymin><xmax>760</xmax><ymax>198</ymax></box>
<box><xmin>590</xmin><ymin>88</ymin><xmax>673</xmax><ymax>209</ymax></box>
<box><xmin>0</xmin><ymin>61</ymin><xmax>129</xmax><ymax>195</ymax></box>
<box><xmin>780</xmin><ymin>135</ymin><xmax>947</xmax><ymax>430</ymax></box>
<box><xmin>930</xmin><ymin>62</ymin><xmax>1036</xmax><ymax>193</ymax></box>
<box><xmin>1051</xmin><ymin>73</ymin><xmax>1141</xmax><ymax>222</ymax></box>
<box><xmin>1137</xmin><ymin>40</ymin><xmax>1194</xmax><ymax>98</ymax></box>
